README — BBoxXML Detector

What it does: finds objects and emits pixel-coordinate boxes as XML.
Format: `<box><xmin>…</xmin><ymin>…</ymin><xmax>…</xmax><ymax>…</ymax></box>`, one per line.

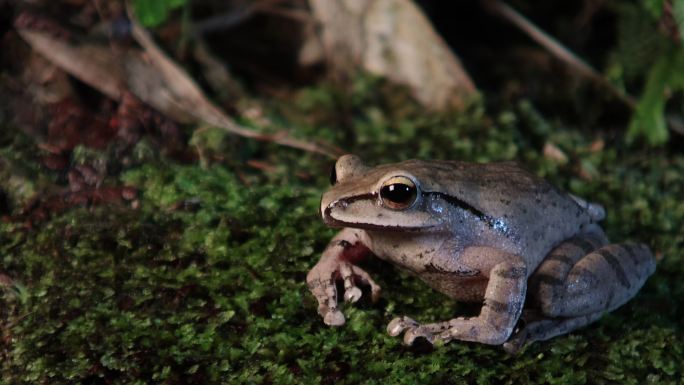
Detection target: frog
<box><xmin>306</xmin><ymin>155</ymin><xmax>656</xmax><ymax>352</ymax></box>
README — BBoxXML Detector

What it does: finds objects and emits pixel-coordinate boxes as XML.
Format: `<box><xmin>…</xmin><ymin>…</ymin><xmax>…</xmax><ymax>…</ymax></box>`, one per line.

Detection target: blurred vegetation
<box><xmin>134</xmin><ymin>0</ymin><xmax>187</xmax><ymax>28</ymax></box>
<box><xmin>613</xmin><ymin>0</ymin><xmax>684</xmax><ymax>144</ymax></box>
<box><xmin>1</xmin><ymin>0</ymin><xmax>684</xmax><ymax>383</ymax></box>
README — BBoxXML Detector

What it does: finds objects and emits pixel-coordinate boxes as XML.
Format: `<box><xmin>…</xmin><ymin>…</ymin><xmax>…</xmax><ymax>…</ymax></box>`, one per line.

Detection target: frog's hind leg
<box><xmin>503</xmin><ymin>311</ymin><xmax>604</xmax><ymax>353</ymax></box>
<box><xmin>507</xmin><ymin>235</ymin><xmax>656</xmax><ymax>353</ymax></box>
<box><xmin>528</xmin><ymin>226</ymin><xmax>609</xmax><ymax>316</ymax></box>
<box><xmin>533</xmin><ymin>241</ymin><xmax>655</xmax><ymax>319</ymax></box>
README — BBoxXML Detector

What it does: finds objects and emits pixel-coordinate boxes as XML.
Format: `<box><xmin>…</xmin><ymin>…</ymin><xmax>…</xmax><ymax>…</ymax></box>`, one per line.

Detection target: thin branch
<box><xmin>258</xmin><ymin>6</ymin><xmax>313</xmax><ymax>23</ymax></box>
<box><xmin>483</xmin><ymin>0</ymin><xmax>684</xmax><ymax>138</ymax></box>
<box><xmin>482</xmin><ymin>0</ymin><xmax>636</xmax><ymax>108</ymax></box>
<box><xmin>192</xmin><ymin>0</ymin><xmax>287</xmax><ymax>36</ymax></box>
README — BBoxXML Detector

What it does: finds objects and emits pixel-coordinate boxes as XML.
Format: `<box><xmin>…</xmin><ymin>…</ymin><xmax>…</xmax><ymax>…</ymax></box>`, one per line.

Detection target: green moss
<box><xmin>0</xmin><ymin>127</ymin><xmax>47</xmax><ymax>207</ymax></box>
<box><xmin>1</xmin><ymin>78</ymin><xmax>683</xmax><ymax>384</ymax></box>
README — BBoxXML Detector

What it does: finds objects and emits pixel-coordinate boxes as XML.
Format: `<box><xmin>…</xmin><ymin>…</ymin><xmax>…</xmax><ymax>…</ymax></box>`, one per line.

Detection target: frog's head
<box><xmin>320</xmin><ymin>155</ymin><xmax>446</xmax><ymax>231</ymax></box>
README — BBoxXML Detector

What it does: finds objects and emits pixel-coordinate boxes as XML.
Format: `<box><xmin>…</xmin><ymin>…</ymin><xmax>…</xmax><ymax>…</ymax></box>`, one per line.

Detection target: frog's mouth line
<box><xmin>323</xmin><ymin>214</ymin><xmax>432</xmax><ymax>232</ymax></box>
<box><xmin>322</xmin><ymin>193</ymin><xmax>434</xmax><ymax>232</ymax></box>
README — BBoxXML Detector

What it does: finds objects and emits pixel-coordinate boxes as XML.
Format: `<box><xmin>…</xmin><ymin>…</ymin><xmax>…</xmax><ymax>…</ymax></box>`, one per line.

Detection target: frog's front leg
<box><xmin>389</xmin><ymin>249</ymin><xmax>527</xmax><ymax>346</ymax></box>
<box><xmin>307</xmin><ymin>228</ymin><xmax>381</xmax><ymax>326</ymax></box>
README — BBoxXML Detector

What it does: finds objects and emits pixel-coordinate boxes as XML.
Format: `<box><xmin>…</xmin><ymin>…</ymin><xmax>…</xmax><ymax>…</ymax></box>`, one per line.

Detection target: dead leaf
<box><xmin>589</xmin><ymin>139</ymin><xmax>605</xmax><ymax>153</ymax></box>
<box><xmin>127</xmin><ymin>10</ymin><xmax>339</xmax><ymax>157</ymax></box>
<box><xmin>17</xmin><ymin>17</ymin><xmax>339</xmax><ymax>158</ymax></box>
<box><xmin>17</xmin><ymin>29</ymin><xmax>125</xmax><ymax>101</ymax></box>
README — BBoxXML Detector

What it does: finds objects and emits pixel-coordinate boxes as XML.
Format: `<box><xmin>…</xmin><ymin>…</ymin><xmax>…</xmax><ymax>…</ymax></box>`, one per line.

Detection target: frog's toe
<box><xmin>369</xmin><ymin>284</ymin><xmax>382</xmax><ymax>303</ymax></box>
<box><xmin>343</xmin><ymin>286</ymin><xmax>362</xmax><ymax>303</ymax></box>
<box><xmin>502</xmin><ymin>335</ymin><xmax>526</xmax><ymax>354</ymax></box>
<box><xmin>502</xmin><ymin>319</ymin><xmax>529</xmax><ymax>353</ymax></box>
<box><xmin>323</xmin><ymin>309</ymin><xmax>346</xmax><ymax>326</ymax></box>
<box><xmin>387</xmin><ymin>316</ymin><xmax>419</xmax><ymax>337</ymax></box>
<box><xmin>403</xmin><ymin>326</ymin><xmax>436</xmax><ymax>346</ymax></box>
<box><xmin>345</xmin><ymin>264</ymin><xmax>382</xmax><ymax>303</ymax></box>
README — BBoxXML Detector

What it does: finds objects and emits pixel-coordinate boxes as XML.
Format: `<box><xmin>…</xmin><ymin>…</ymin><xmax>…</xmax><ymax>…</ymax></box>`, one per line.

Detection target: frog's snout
<box><xmin>320</xmin><ymin>193</ymin><xmax>336</xmax><ymax>223</ymax></box>
<box><xmin>320</xmin><ymin>194</ymin><xmax>350</xmax><ymax>228</ymax></box>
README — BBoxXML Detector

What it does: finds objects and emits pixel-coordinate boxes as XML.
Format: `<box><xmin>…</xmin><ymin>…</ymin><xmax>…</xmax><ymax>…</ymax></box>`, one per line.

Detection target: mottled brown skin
<box><xmin>306</xmin><ymin>155</ymin><xmax>656</xmax><ymax>351</ymax></box>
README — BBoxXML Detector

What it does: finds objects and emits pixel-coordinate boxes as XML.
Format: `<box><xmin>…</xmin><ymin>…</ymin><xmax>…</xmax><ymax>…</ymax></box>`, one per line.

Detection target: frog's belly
<box><xmin>418</xmin><ymin>272</ymin><xmax>489</xmax><ymax>302</ymax></box>
<box><xmin>367</xmin><ymin>231</ymin><xmax>446</xmax><ymax>273</ymax></box>
<box><xmin>368</xmin><ymin>231</ymin><xmax>489</xmax><ymax>302</ymax></box>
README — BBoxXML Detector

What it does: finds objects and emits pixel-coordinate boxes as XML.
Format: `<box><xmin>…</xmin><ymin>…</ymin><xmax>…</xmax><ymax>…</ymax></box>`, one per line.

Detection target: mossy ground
<box><xmin>1</xmin><ymin>77</ymin><xmax>683</xmax><ymax>384</ymax></box>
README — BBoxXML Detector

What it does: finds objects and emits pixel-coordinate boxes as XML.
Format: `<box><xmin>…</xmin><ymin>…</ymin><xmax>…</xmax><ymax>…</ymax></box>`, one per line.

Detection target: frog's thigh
<box><xmin>507</xmin><ymin>242</ymin><xmax>655</xmax><ymax>352</ymax></box>
<box><xmin>551</xmin><ymin>243</ymin><xmax>655</xmax><ymax>317</ymax></box>
<box><xmin>528</xmin><ymin>227</ymin><xmax>608</xmax><ymax>316</ymax></box>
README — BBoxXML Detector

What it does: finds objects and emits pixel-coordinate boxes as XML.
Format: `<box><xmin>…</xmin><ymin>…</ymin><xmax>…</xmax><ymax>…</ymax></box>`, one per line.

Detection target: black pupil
<box><xmin>381</xmin><ymin>183</ymin><xmax>416</xmax><ymax>205</ymax></box>
<box><xmin>329</xmin><ymin>166</ymin><xmax>337</xmax><ymax>185</ymax></box>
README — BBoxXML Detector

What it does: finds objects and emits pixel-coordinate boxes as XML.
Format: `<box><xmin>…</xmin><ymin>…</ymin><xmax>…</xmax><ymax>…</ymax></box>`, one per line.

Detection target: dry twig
<box><xmin>483</xmin><ymin>0</ymin><xmax>684</xmax><ymax>137</ymax></box>
<box><xmin>482</xmin><ymin>0</ymin><xmax>635</xmax><ymax>107</ymax></box>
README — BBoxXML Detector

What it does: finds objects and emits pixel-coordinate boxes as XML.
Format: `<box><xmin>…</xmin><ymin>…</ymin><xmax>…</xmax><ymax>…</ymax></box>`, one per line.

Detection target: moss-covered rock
<box><xmin>1</xmin><ymin>78</ymin><xmax>683</xmax><ymax>384</ymax></box>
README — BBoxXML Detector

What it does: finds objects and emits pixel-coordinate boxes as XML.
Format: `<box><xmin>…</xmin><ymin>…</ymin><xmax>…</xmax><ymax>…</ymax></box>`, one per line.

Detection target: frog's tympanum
<box><xmin>306</xmin><ymin>155</ymin><xmax>656</xmax><ymax>352</ymax></box>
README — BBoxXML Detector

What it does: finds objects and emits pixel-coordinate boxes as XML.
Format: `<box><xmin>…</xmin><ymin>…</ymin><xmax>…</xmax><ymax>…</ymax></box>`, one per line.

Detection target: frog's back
<box><xmin>398</xmin><ymin>160</ymin><xmax>598</xmax><ymax>257</ymax></box>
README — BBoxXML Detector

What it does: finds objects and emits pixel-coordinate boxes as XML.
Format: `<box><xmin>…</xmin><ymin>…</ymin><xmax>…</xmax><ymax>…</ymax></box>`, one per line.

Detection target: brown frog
<box><xmin>306</xmin><ymin>155</ymin><xmax>656</xmax><ymax>352</ymax></box>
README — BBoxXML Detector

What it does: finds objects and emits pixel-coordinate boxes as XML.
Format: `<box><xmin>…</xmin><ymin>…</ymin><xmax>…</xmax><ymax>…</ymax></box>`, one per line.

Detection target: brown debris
<box><xmin>246</xmin><ymin>160</ymin><xmax>278</xmax><ymax>173</ymax></box>
<box><xmin>13</xmin><ymin>12</ymin><xmax>72</xmax><ymax>40</ymax></box>
<box><xmin>0</xmin><ymin>273</ymin><xmax>14</xmax><ymax>288</ymax></box>
<box><xmin>15</xmin><ymin>186</ymin><xmax>139</xmax><ymax>228</ymax></box>
<box><xmin>45</xmin><ymin>98</ymin><xmax>117</xmax><ymax>152</ymax></box>
<box><xmin>589</xmin><ymin>139</ymin><xmax>605</xmax><ymax>153</ymax></box>
<box><xmin>542</xmin><ymin>142</ymin><xmax>569</xmax><ymax>164</ymax></box>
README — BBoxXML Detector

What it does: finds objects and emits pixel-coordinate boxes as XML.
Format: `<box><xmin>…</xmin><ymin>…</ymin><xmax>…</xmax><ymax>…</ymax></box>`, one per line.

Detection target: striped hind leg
<box><xmin>527</xmin><ymin>225</ymin><xmax>609</xmax><ymax>316</ymax></box>
<box><xmin>506</xmin><ymin>234</ymin><xmax>656</xmax><ymax>352</ymax></box>
<box><xmin>503</xmin><ymin>311</ymin><xmax>604</xmax><ymax>353</ymax></box>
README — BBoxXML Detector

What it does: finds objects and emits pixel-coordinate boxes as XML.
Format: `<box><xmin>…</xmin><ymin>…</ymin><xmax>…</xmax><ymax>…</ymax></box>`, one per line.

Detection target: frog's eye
<box><xmin>380</xmin><ymin>176</ymin><xmax>418</xmax><ymax>210</ymax></box>
<box><xmin>329</xmin><ymin>165</ymin><xmax>338</xmax><ymax>185</ymax></box>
